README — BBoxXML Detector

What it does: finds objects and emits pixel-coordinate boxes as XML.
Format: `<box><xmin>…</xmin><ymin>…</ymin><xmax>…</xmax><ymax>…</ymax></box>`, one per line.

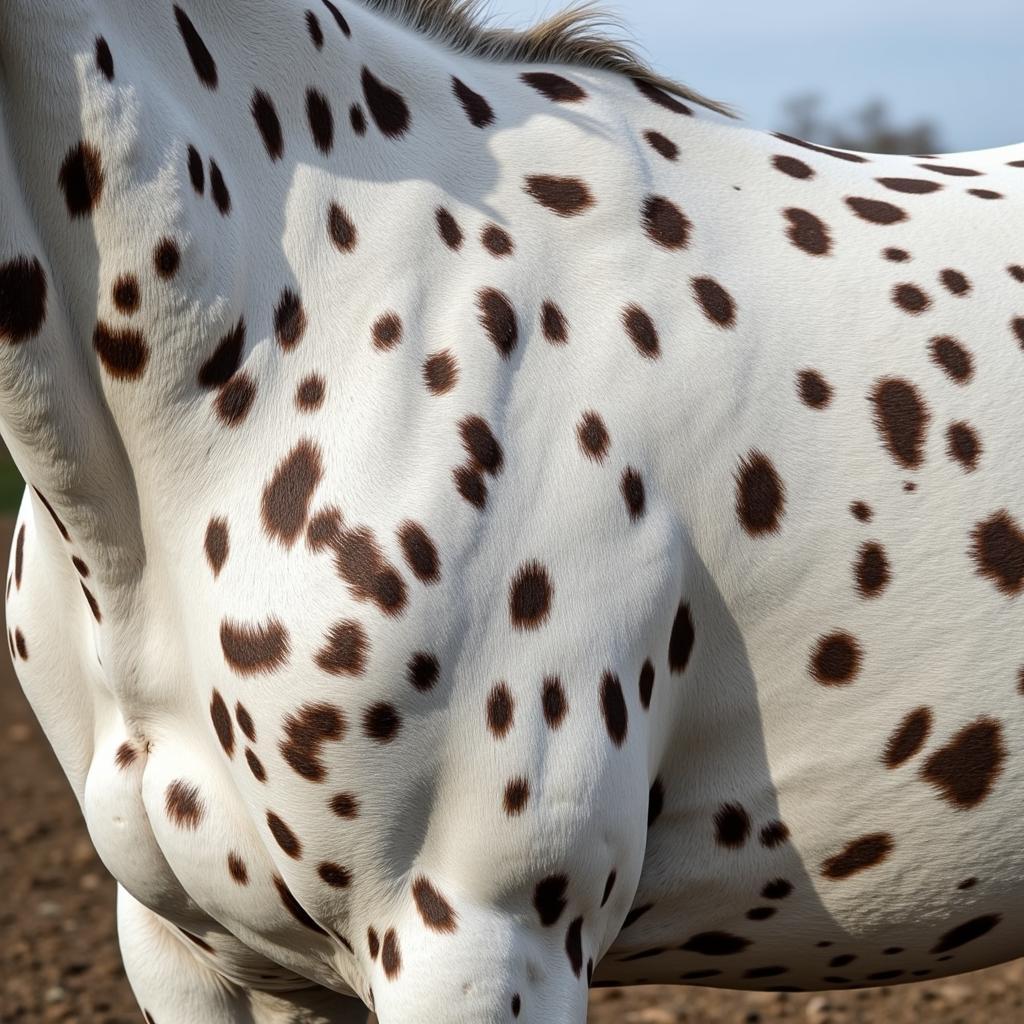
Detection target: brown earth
<box><xmin>1</xmin><ymin>514</ymin><xmax>1021</xmax><ymax>1023</ymax></box>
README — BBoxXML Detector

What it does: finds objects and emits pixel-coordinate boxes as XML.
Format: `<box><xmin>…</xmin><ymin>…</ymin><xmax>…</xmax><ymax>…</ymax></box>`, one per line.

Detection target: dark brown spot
<box><xmin>328</xmin><ymin>203</ymin><xmax>358</xmax><ymax>252</ymax></box>
<box><xmin>883</xmin><ymin>247</ymin><xmax>910</xmax><ymax>262</ymax></box>
<box><xmin>635</xmin><ymin>78</ymin><xmax>691</xmax><ymax>115</ymax></box>
<box><xmin>209</xmin><ymin>159</ymin><xmax>231</xmax><ymax>214</ymax></box>
<box><xmin>115</xmin><ymin>742</ymin><xmax>138</xmax><ymax>771</ymax></box>
<box><xmin>296</xmin><ymin>374</ymin><xmax>326</xmax><ymax>411</ymax></box>
<box><xmin>577</xmin><ymin>411</ymin><xmax>609</xmax><ymax>462</ymax></box>
<box><xmin>12</xmin><ymin>629</ymin><xmax>26</xmax><ymax>659</ymax></box>
<box><xmin>542</xmin><ymin>676</ymin><xmax>567</xmax><ymax>729</ymax></box>
<box><xmin>363</xmin><ymin>702</ymin><xmax>401</xmax><ymax>743</ymax></box>
<box><xmin>714</xmin><ymin>803</ymin><xmax>750</xmax><ymax>848</ymax></box>
<box><xmin>14</xmin><ymin>526</ymin><xmax>24</xmax><ymax>588</ymax></box>
<box><xmin>601</xmin><ymin>871</ymin><xmax>617</xmax><ymax>907</ymax></box>
<box><xmin>798</xmin><ymin>369</ymin><xmax>833</xmax><ymax>408</ymax></box>
<box><xmin>680</xmin><ymin>932</ymin><xmax>751</xmax><ymax>956</ymax></box>
<box><xmin>252</xmin><ymin>90</ymin><xmax>284</xmax><ymax>160</ymax></box>
<box><xmin>735</xmin><ymin>450</ymin><xmax>785</xmax><ymax>536</ymax></box>
<box><xmin>267</xmin><ymin>811</ymin><xmax>302</xmax><ymax>858</ymax></box>
<box><xmin>320</xmin><ymin>0</ymin><xmax>350</xmax><ymax>36</ymax></box>
<box><xmin>154</xmin><ymin>238</ymin><xmax>180</xmax><ymax>279</ymax></box>
<box><xmin>521</xmin><ymin>72</ymin><xmax>586</xmax><ymax>103</ymax></box>
<box><xmin>541</xmin><ymin>301</ymin><xmax>569</xmax><ymax>343</ymax></box>
<box><xmin>876</xmin><ymin>177</ymin><xmax>942</xmax><ymax>194</ymax></box>
<box><xmin>638</xmin><ymin>660</ymin><xmax>655</xmax><ymax>709</ymax></box>
<box><xmin>1007</xmin><ymin>265</ymin><xmax>1024</xmax><ymax>284</ymax></box>
<box><xmin>235</xmin><ymin>702</ymin><xmax>256</xmax><ymax>742</ymax></box>
<box><xmin>33</xmin><ymin>488</ymin><xmax>70</xmax><ymax>541</ymax></box>
<box><xmin>381</xmin><ymin>928</ymin><xmax>401</xmax><ymax>978</ymax></box>
<box><xmin>165</xmin><ymin>780</ymin><xmax>203</xmax><ymax>829</ymax></box>
<box><xmin>509</xmin><ymin>562</ymin><xmax>552</xmax><ymax>630</ymax></box>
<box><xmin>205</xmin><ymin>517</ymin><xmax>229</xmax><ymax>576</ymax></box>
<box><xmin>940</xmin><ymin>269</ymin><xmax>971</xmax><ymax>296</ymax></box>
<box><xmin>487</xmin><ymin>682</ymin><xmax>514</xmax><ymax>738</ymax></box>
<box><xmin>173</xmin><ymin>5</ymin><xmax>218</xmax><ymax>88</ymax></box>
<box><xmin>482</xmin><ymin>224</ymin><xmax>514</xmax><ymax>257</ymax></box>
<box><xmin>760</xmin><ymin>821</ymin><xmax>790</xmax><ymax>848</ymax></box>
<box><xmin>645</xmin><ymin>131</ymin><xmax>679</xmax><ymax>160</ymax></box>
<box><xmin>647</xmin><ymin>776</ymin><xmax>665</xmax><ymax>828</ymax></box>
<box><xmin>227</xmin><ymin>852</ymin><xmax>248</xmax><ymax>885</ymax></box>
<box><xmin>93</xmin><ymin>321</ymin><xmax>148</xmax><ymax>380</ymax></box>
<box><xmin>262</xmin><ymin>440</ymin><xmax>322</xmax><ymax>546</ymax></box>
<box><xmin>929</xmin><ymin>336</ymin><xmax>973</xmax><ymax>384</ymax></box>
<box><xmin>330</xmin><ymin>522</ymin><xmax>408</xmax><ymax>615</ymax></box>
<box><xmin>761</xmin><ymin>879</ymin><xmax>792</xmax><ymax>900</ymax></box>
<box><xmin>772</xmin><ymin>154</ymin><xmax>815</xmax><ymax>179</ymax></box>
<box><xmin>693</xmin><ymin>277</ymin><xmax>736</xmax><ymax>328</ymax></box>
<box><xmin>772</xmin><ymin>132</ymin><xmax>868</xmax><ymax>164</ymax></box>
<box><xmin>600</xmin><ymin>672</ymin><xmax>628</xmax><ymax>747</ymax></box>
<box><xmin>921</xmin><ymin>717</ymin><xmax>1006</xmax><ymax>808</ymax></box>
<box><xmin>187</xmin><ymin>145</ymin><xmax>205</xmax><ymax>194</ymax></box>
<box><xmin>957</xmin><ymin>877</ymin><xmax>978</xmax><ymax>890</ymax></box>
<box><xmin>477</xmin><ymin>288</ymin><xmax>518</xmax><ymax>357</ymax></box>
<box><xmin>850</xmin><ymin>502</ymin><xmax>873</xmax><ymax>523</ymax></box>
<box><xmin>274</xmin><ymin>875</ymin><xmax>327</xmax><ymax>934</ymax></box>
<box><xmin>220</xmin><ymin>618</ymin><xmax>290</xmax><ymax>675</ymax></box>
<box><xmin>621</xmin><ymin>468</ymin><xmax>646</xmax><ymax>521</ymax></box>
<box><xmin>245</xmin><ymin>748</ymin><xmax>267</xmax><ymax>782</ymax></box>
<box><xmin>216</xmin><ymin>373</ymin><xmax>256</xmax><ymax>426</ymax></box>
<box><xmin>642</xmin><ymin>195</ymin><xmax>690</xmax><ymax>250</ymax></box>
<box><xmin>917</xmin><ymin>164</ymin><xmax>982</xmax><ymax>177</ymax></box>
<box><xmin>361</xmin><ymin>67</ymin><xmax>410</xmax><ymax>138</ymax></box>
<box><xmin>209</xmin><ymin>689</ymin><xmax>234</xmax><ymax>757</ymax></box>
<box><xmin>72</xmin><ymin>557</ymin><xmax>89</xmax><ymax>578</ymax></box>
<box><xmin>503</xmin><ymin>776</ymin><xmax>530</xmax><ymax>815</ymax></box>
<box><xmin>784</xmin><ymin>208</ymin><xmax>831</xmax><ymax>256</ymax></box>
<box><xmin>398</xmin><ymin>521</ymin><xmax>440</xmax><ymax>584</ymax></box>
<box><xmin>413</xmin><ymin>877</ymin><xmax>458</xmax><ymax>932</ymax></box>
<box><xmin>820</xmin><ymin>834</ymin><xmax>896</xmax><ymax>883</ymax></box>
<box><xmin>306</xmin><ymin>10</ymin><xmax>324</xmax><ymax>48</ymax></box>
<box><xmin>892</xmin><ymin>283</ymin><xmax>931</xmax><ymax>314</ymax></box>
<box><xmin>198</xmin><ymin>318</ymin><xmax>246</xmax><ymax>389</ymax></box>
<box><xmin>526</xmin><ymin>175</ymin><xmax>595</xmax><ymax>217</ymax></box>
<box><xmin>512</xmin><ymin>994</ymin><xmax>521</xmax><ymax>1016</ymax></box>
<box><xmin>971</xmin><ymin>511</ymin><xmax>1024</xmax><ymax>597</ymax></box>
<box><xmin>274</xmin><ymin>289</ymin><xmax>307</xmax><ymax>351</ymax></box>
<box><xmin>930</xmin><ymin>915</ymin><xmax>1001</xmax><ymax>954</ymax></box>
<box><xmin>0</xmin><ymin>256</ymin><xmax>48</xmax><ymax>343</ymax></box>
<box><xmin>423</xmin><ymin>349</ymin><xmax>458</xmax><ymax>394</ymax></box>
<box><xmin>280</xmin><ymin>703</ymin><xmax>345</xmax><ymax>782</ymax></box>
<box><xmin>622</xmin><ymin>304</ymin><xmax>660</xmax><ymax>359</ymax></box>
<box><xmin>372</xmin><ymin>312</ymin><xmax>402</xmax><ymax>351</ymax></box>
<box><xmin>349</xmin><ymin>103</ymin><xmax>367</xmax><ymax>135</ymax></box>
<box><xmin>452</xmin><ymin>77</ymin><xmax>494</xmax><ymax>128</ymax></box>
<box><xmin>883</xmin><ymin>707</ymin><xmax>932</xmax><ymax>769</ymax></box>
<box><xmin>947</xmin><ymin>421</ymin><xmax>981</xmax><ymax>471</ymax></box>
<box><xmin>318</xmin><ymin>862</ymin><xmax>351</xmax><ymax>888</ymax></box>
<box><xmin>1014</xmin><ymin>317</ymin><xmax>1024</xmax><ymax>350</ymax></box>
<box><xmin>565</xmin><ymin>917</ymin><xmax>585</xmax><ymax>976</ymax></box>
<box><xmin>870</xmin><ymin>378</ymin><xmax>930</xmax><ymax>469</ymax></box>
<box><xmin>668</xmin><ymin>603</ymin><xmax>695</xmax><ymax>674</ymax></box>
<box><xmin>315</xmin><ymin>620</ymin><xmax>369</xmax><ymax>677</ymax></box>
<box><xmin>306</xmin><ymin>88</ymin><xmax>334</xmax><ymax>154</ymax></box>
<box><xmin>845</xmin><ymin>196</ymin><xmax>907</xmax><ymax>225</ymax></box>
<box><xmin>435</xmin><ymin>208</ymin><xmax>463</xmax><ymax>250</ymax></box>
<box><xmin>94</xmin><ymin>35</ymin><xmax>114</xmax><ymax>79</ymax></box>
<box><xmin>407</xmin><ymin>652</ymin><xmax>439</xmax><ymax>692</ymax></box>
<box><xmin>81</xmin><ymin>584</ymin><xmax>101</xmax><ymax>623</ymax></box>
<box><xmin>454</xmin><ymin>466</ymin><xmax>487</xmax><ymax>509</ymax></box>
<box><xmin>810</xmin><ymin>632</ymin><xmax>862</xmax><ymax>686</ymax></box>
<box><xmin>968</xmin><ymin>188</ymin><xmax>1002</xmax><ymax>200</ymax></box>
<box><xmin>854</xmin><ymin>542</ymin><xmax>890</xmax><ymax>598</ymax></box>
<box><xmin>331</xmin><ymin>792</ymin><xmax>360</xmax><ymax>818</ymax></box>
<box><xmin>112</xmin><ymin>274</ymin><xmax>140</xmax><ymax>315</ymax></box>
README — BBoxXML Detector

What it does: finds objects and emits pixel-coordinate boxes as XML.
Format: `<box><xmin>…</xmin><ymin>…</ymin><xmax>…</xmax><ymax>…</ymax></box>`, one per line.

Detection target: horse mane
<box><xmin>354</xmin><ymin>0</ymin><xmax>734</xmax><ymax>116</ymax></box>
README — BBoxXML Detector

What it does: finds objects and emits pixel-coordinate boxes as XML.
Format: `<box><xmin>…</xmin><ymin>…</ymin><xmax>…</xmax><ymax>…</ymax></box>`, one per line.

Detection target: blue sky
<box><xmin>492</xmin><ymin>0</ymin><xmax>1023</xmax><ymax>153</ymax></box>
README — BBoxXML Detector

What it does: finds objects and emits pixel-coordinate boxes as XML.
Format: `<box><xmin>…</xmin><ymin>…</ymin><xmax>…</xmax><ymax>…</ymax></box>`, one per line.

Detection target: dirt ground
<box><xmin>1</xmin><ymin>513</ymin><xmax>1021</xmax><ymax>1023</ymax></box>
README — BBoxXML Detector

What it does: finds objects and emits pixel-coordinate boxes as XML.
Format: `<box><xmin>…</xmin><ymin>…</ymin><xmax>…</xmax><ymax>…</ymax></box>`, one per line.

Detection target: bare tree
<box><xmin>779</xmin><ymin>92</ymin><xmax>943</xmax><ymax>155</ymax></box>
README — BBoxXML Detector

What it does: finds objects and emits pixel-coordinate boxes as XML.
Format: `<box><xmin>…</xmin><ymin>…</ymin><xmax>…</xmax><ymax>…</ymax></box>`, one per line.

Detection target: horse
<box><xmin>2</xmin><ymin>1</ymin><xmax>1022</xmax><ymax>1020</ymax></box>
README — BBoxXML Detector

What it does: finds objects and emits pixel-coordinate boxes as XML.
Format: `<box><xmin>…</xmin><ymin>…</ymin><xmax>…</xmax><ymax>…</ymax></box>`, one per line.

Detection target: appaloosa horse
<box><xmin>2</xmin><ymin>1</ymin><xmax>1022</xmax><ymax>1021</ymax></box>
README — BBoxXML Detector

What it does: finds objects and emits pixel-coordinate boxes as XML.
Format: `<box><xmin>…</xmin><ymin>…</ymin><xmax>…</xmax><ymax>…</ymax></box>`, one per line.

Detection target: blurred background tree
<box><xmin>779</xmin><ymin>92</ymin><xmax>944</xmax><ymax>154</ymax></box>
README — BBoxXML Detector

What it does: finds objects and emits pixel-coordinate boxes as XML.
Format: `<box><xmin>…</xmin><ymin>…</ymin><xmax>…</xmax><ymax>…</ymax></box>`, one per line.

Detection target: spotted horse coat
<box><xmin>1</xmin><ymin>1</ymin><xmax>1023</xmax><ymax>1021</ymax></box>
